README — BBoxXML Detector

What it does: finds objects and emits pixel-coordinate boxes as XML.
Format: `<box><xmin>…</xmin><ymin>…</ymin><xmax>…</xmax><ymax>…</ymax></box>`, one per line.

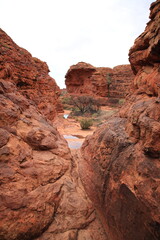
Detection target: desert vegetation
<box><xmin>79</xmin><ymin>118</ymin><xmax>93</xmax><ymax>129</ymax></box>
<box><xmin>60</xmin><ymin>93</ymin><xmax>118</xmax><ymax>129</ymax></box>
<box><xmin>71</xmin><ymin>95</ymin><xmax>100</xmax><ymax>115</ymax></box>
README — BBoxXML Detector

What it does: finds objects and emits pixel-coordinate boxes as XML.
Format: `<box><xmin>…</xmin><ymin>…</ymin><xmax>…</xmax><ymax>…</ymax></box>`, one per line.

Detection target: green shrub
<box><xmin>118</xmin><ymin>99</ymin><xmax>125</xmax><ymax>105</ymax></box>
<box><xmin>79</xmin><ymin>118</ymin><xmax>93</xmax><ymax>130</ymax></box>
<box><xmin>61</xmin><ymin>96</ymin><xmax>72</xmax><ymax>105</ymax></box>
<box><xmin>60</xmin><ymin>96</ymin><xmax>73</xmax><ymax>109</ymax></box>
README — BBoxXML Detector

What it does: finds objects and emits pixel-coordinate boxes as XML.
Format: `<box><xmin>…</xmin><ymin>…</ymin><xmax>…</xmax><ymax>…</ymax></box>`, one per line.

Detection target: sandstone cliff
<box><xmin>0</xmin><ymin>31</ymin><xmax>107</xmax><ymax>239</ymax></box>
<box><xmin>80</xmin><ymin>1</ymin><xmax>160</xmax><ymax>239</ymax></box>
<box><xmin>65</xmin><ymin>62</ymin><xmax>134</xmax><ymax>99</ymax></box>
<box><xmin>0</xmin><ymin>29</ymin><xmax>63</xmax><ymax>120</ymax></box>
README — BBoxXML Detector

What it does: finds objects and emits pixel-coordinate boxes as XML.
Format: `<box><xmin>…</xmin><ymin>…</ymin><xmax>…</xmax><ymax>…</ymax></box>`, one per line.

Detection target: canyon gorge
<box><xmin>0</xmin><ymin>0</ymin><xmax>160</xmax><ymax>240</ymax></box>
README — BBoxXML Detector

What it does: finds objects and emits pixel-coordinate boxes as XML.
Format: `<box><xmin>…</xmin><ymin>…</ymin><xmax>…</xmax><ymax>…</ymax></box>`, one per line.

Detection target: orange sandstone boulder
<box><xmin>80</xmin><ymin>1</ymin><xmax>160</xmax><ymax>240</ymax></box>
<box><xmin>0</xmin><ymin>31</ymin><xmax>107</xmax><ymax>240</ymax></box>
<box><xmin>0</xmin><ymin>29</ymin><xmax>63</xmax><ymax>120</ymax></box>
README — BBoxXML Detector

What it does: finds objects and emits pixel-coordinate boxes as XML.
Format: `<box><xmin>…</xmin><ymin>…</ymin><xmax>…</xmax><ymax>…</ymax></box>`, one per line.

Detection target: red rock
<box><xmin>0</xmin><ymin>29</ymin><xmax>63</xmax><ymax>120</ymax></box>
<box><xmin>0</xmin><ymin>129</ymin><xmax>10</xmax><ymax>148</ymax></box>
<box><xmin>0</xmin><ymin>32</ymin><xmax>107</xmax><ymax>239</ymax></box>
<box><xmin>65</xmin><ymin>62</ymin><xmax>134</xmax><ymax>100</ymax></box>
<box><xmin>80</xmin><ymin>1</ymin><xmax>160</xmax><ymax>239</ymax></box>
<box><xmin>25</xmin><ymin>128</ymin><xmax>58</xmax><ymax>150</ymax></box>
<box><xmin>0</xmin><ymin>77</ymin><xmax>107</xmax><ymax>240</ymax></box>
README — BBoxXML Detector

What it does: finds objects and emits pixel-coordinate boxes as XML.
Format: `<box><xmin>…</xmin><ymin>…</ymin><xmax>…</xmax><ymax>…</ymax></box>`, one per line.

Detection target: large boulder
<box><xmin>80</xmin><ymin>1</ymin><xmax>160</xmax><ymax>239</ymax></box>
<box><xmin>0</xmin><ymin>29</ymin><xmax>63</xmax><ymax>120</ymax></box>
<box><xmin>0</xmin><ymin>34</ymin><xmax>107</xmax><ymax>239</ymax></box>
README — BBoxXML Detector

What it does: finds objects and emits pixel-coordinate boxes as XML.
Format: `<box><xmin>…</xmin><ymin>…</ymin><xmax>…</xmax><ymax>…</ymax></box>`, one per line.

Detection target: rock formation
<box><xmin>1</xmin><ymin>0</ymin><xmax>160</xmax><ymax>239</ymax></box>
<box><xmin>0</xmin><ymin>29</ymin><xmax>63</xmax><ymax>120</ymax></box>
<box><xmin>65</xmin><ymin>62</ymin><xmax>134</xmax><ymax>99</ymax></box>
<box><xmin>0</xmin><ymin>31</ymin><xmax>107</xmax><ymax>239</ymax></box>
<box><xmin>80</xmin><ymin>0</ymin><xmax>160</xmax><ymax>239</ymax></box>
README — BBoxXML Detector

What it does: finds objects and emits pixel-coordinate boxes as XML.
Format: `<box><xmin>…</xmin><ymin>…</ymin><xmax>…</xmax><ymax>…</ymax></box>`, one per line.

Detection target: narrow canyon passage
<box><xmin>1</xmin><ymin>1</ymin><xmax>160</xmax><ymax>239</ymax></box>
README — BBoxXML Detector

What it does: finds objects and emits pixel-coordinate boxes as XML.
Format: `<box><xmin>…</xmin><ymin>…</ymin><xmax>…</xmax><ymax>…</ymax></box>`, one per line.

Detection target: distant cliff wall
<box><xmin>65</xmin><ymin>62</ymin><xmax>134</xmax><ymax>99</ymax></box>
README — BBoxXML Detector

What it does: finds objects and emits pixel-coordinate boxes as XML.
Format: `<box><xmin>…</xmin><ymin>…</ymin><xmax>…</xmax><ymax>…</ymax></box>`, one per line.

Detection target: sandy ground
<box><xmin>54</xmin><ymin>110</ymin><xmax>96</xmax><ymax>149</ymax></box>
<box><xmin>57</xmin><ymin>110</ymin><xmax>96</xmax><ymax>136</ymax></box>
<box><xmin>54</xmin><ymin>106</ymin><xmax>115</xmax><ymax>149</ymax></box>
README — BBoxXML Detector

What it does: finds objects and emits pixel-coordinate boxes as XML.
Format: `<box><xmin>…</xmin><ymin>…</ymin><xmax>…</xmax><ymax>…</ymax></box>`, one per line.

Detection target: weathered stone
<box><xmin>0</xmin><ymin>128</ymin><xmax>10</xmax><ymax>148</ymax></box>
<box><xmin>0</xmin><ymin>29</ymin><xmax>63</xmax><ymax>120</ymax></box>
<box><xmin>65</xmin><ymin>62</ymin><xmax>134</xmax><ymax>100</ymax></box>
<box><xmin>26</xmin><ymin>128</ymin><xmax>58</xmax><ymax>150</ymax></box>
<box><xmin>0</xmin><ymin>30</ymin><xmax>107</xmax><ymax>240</ymax></box>
<box><xmin>80</xmin><ymin>1</ymin><xmax>160</xmax><ymax>239</ymax></box>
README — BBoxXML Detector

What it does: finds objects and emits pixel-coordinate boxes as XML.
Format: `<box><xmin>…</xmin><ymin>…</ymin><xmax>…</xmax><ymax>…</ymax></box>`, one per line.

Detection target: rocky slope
<box><xmin>0</xmin><ymin>32</ymin><xmax>107</xmax><ymax>239</ymax></box>
<box><xmin>80</xmin><ymin>1</ymin><xmax>160</xmax><ymax>239</ymax></box>
<box><xmin>65</xmin><ymin>62</ymin><xmax>134</xmax><ymax>99</ymax></box>
<box><xmin>0</xmin><ymin>29</ymin><xmax>63</xmax><ymax>120</ymax></box>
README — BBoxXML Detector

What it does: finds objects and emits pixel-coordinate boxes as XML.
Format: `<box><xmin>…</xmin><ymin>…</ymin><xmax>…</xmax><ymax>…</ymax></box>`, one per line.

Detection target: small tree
<box><xmin>71</xmin><ymin>95</ymin><xmax>100</xmax><ymax>115</ymax></box>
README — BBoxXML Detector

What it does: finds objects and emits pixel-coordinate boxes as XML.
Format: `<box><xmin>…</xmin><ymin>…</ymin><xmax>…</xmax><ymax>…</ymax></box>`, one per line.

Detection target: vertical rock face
<box><xmin>80</xmin><ymin>1</ymin><xmax>160</xmax><ymax>240</ymax></box>
<box><xmin>0</xmin><ymin>29</ymin><xmax>63</xmax><ymax>120</ymax></box>
<box><xmin>65</xmin><ymin>62</ymin><xmax>97</xmax><ymax>94</ymax></box>
<box><xmin>110</xmin><ymin>65</ymin><xmax>134</xmax><ymax>98</ymax></box>
<box><xmin>65</xmin><ymin>62</ymin><xmax>134</xmax><ymax>98</ymax></box>
<box><xmin>0</xmin><ymin>31</ymin><xmax>107</xmax><ymax>239</ymax></box>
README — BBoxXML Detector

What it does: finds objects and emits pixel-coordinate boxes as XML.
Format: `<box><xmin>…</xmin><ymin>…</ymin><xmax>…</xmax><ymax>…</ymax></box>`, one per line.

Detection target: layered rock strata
<box><xmin>80</xmin><ymin>1</ymin><xmax>160</xmax><ymax>239</ymax></box>
<box><xmin>0</xmin><ymin>32</ymin><xmax>107</xmax><ymax>239</ymax></box>
<box><xmin>0</xmin><ymin>29</ymin><xmax>63</xmax><ymax>120</ymax></box>
<box><xmin>65</xmin><ymin>62</ymin><xmax>134</xmax><ymax>99</ymax></box>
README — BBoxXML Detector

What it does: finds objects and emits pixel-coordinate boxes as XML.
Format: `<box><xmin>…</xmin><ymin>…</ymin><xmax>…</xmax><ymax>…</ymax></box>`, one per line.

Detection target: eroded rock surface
<box><xmin>65</xmin><ymin>62</ymin><xmax>134</xmax><ymax>99</ymax></box>
<box><xmin>80</xmin><ymin>1</ymin><xmax>160</xmax><ymax>239</ymax></box>
<box><xmin>0</xmin><ymin>32</ymin><xmax>107</xmax><ymax>239</ymax></box>
<box><xmin>0</xmin><ymin>29</ymin><xmax>63</xmax><ymax>120</ymax></box>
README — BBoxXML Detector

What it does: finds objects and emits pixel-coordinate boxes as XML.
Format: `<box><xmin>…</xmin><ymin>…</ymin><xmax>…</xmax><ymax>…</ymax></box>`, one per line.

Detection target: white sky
<box><xmin>0</xmin><ymin>0</ymin><xmax>153</xmax><ymax>88</ymax></box>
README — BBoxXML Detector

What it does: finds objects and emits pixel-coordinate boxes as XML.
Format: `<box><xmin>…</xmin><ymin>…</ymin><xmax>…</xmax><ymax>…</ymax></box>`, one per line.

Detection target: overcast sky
<box><xmin>1</xmin><ymin>0</ymin><xmax>153</xmax><ymax>88</ymax></box>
